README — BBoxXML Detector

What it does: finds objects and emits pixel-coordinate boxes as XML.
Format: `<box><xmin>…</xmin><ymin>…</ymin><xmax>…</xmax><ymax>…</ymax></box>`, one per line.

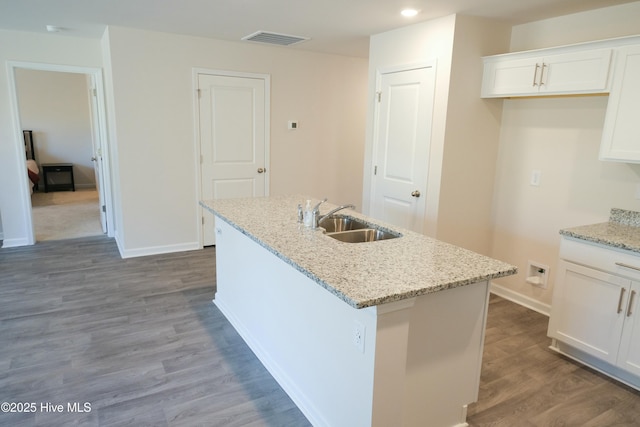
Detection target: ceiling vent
<box><xmin>242</xmin><ymin>31</ymin><xmax>309</xmax><ymax>46</ymax></box>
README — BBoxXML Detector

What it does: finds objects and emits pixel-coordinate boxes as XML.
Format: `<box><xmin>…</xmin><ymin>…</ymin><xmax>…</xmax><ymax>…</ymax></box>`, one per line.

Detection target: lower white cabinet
<box><xmin>548</xmin><ymin>237</ymin><xmax>640</xmax><ymax>386</ymax></box>
<box><xmin>618</xmin><ymin>280</ymin><xmax>640</xmax><ymax>377</ymax></box>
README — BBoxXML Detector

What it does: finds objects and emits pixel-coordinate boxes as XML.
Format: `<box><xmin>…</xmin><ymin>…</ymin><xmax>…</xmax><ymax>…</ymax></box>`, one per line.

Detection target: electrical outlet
<box><xmin>353</xmin><ymin>321</ymin><xmax>365</xmax><ymax>353</ymax></box>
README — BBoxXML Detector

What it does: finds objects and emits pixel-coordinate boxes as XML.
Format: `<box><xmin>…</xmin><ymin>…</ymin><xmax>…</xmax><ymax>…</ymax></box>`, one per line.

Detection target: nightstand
<box><xmin>41</xmin><ymin>163</ymin><xmax>75</xmax><ymax>192</ymax></box>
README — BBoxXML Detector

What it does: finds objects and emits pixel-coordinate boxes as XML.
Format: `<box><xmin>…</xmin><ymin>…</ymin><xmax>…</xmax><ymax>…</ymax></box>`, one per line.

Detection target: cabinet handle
<box><xmin>532</xmin><ymin>63</ymin><xmax>540</xmax><ymax>87</ymax></box>
<box><xmin>539</xmin><ymin>63</ymin><xmax>547</xmax><ymax>86</ymax></box>
<box><xmin>628</xmin><ymin>290</ymin><xmax>637</xmax><ymax>317</ymax></box>
<box><xmin>618</xmin><ymin>287</ymin><xmax>626</xmax><ymax>314</ymax></box>
<box><xmin>615</xmin><ymin>262</ymin><xmax>640</xmax><ymax>272</ymax></box>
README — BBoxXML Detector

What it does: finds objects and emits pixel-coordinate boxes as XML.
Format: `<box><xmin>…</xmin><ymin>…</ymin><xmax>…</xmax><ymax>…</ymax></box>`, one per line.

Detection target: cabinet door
<box><xmin>482</xmin><ymin>48</ymin><xmax>611</xmax><ymax>98</ymax></box>
<box><xmin>540</xmin><ymin>49</ymin><xmax>611</xmax><ymax>95</ymax></box>
<box><xmin>600</xmin><ymin>45</ymin><xmax>640</xmax><ymax>163</ymax></box>
<box><xmin>548</xmin><ymin>260</ymin><xmax>628</xmax><ymax>364</ymax></box>
<box><xmin>618</xmin><ymin>281</ymin><xmax>640</xmax><ymax>376</ymax></box>
<box><xmin>481</xmin><ymin>56</ymin><xmax>541</xmax><ymax>97</ymax></box>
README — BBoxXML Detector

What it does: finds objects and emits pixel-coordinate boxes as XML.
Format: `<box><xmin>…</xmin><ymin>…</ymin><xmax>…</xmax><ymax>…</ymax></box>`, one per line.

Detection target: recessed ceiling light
<box><xmin>401</xmin><ymin>9</ymin><xmax>419</xmax><ymax>17</ymax></box>
<box><xmin>46</xmin><ymin>25</ymin><xmax>63</xmax><ymax>32</ymax></box>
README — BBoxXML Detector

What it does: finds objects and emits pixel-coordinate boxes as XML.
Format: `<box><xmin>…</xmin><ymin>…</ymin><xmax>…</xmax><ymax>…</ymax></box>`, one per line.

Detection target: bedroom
<box><xmin>17</xmin><ymin>68</ymin><xmax>104</xmax><ymax>241</ymax></box>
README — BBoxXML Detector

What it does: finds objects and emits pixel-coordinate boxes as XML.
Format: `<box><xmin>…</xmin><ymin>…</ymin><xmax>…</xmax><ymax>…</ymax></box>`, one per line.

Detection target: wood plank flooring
<box><xmin>1</xmin><ymin>236</ymin><xmax>639</xmax><ymax>426</ymax></box>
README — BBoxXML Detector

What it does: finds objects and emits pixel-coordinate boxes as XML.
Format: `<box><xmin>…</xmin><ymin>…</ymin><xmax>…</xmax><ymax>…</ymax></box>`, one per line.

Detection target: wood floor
<box><xmin>1</xmin><ymin>236</ymin><xmax>639</xmax><ymax>426</ymax></box>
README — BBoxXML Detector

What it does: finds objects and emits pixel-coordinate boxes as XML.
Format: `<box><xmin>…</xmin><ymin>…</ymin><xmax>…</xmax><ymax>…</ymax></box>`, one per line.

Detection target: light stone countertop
<box><xmin>560</xmin><ymin>208</ymin><xmax>640</xmax><ymax>254</ymax></box>
<box><xmin>201</xmin><ymin>195</ymin><xmax>517</xmax><ymax>309</ymax></box>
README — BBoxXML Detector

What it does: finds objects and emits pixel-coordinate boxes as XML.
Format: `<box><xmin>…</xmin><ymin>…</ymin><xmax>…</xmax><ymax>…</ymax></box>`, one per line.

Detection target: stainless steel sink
<box><xmin>320</xmin><ymin>215</ymin><xmax>401</xmax><ymax>243</ymax></box>
<box><xmin>326</xmin><ymin>228</ymin><xmax>399</xmax><ymax>243</ymax></box>
<box><xmin>319</xmin><ymin>215</ymin><xmax>369</xmax><ymax>233</ymax></box>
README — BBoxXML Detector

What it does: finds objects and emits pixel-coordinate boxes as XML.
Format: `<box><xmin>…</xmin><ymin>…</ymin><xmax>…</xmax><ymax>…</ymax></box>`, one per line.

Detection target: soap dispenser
<box><xmin>303</xmin><ymin>200</ymin><xmax>313</xmax><ymax>227</ymax></box>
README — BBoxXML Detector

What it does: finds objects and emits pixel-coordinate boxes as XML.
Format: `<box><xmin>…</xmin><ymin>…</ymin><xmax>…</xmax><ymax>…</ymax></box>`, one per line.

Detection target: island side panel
<box><xmin>402</xmin><ymin>280</ymin><xmax>490</xmax><ymax>427</ymax></box>
<box><xmin>213</xmin><ymin>216</ymin><xmax>378</xmax><ymax>427</ymax></box>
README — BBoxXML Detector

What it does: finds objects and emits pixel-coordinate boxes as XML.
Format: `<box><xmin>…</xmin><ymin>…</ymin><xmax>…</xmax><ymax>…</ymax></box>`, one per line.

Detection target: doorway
<box><xmin>196</xmin><ymin>70</ymin><xmax>270</xmax><ymax>246</ymax></box>
<box><xmin>7</xmin><ymin>62</ymin><xmax>112</xmax><ymax>244</ymax></box>
<box><xmin>369</xmin><ymin>63</ymin><xmax>436</xmax><ymax>233</ymax></box>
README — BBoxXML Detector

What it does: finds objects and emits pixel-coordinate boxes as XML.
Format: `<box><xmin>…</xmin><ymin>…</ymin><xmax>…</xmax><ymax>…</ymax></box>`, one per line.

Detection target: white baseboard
<box><xmin>490</xmin><ymin>282</ymin><xmax>551</xmax><ymax>316</ymax></box>
<box><xmin>1</xmin><ymin>236</ymin><xmax>31</xmax><ymax>248</ymax></box>
<box><xmin>117</xmin><ymin>240</ymin><xmax>201</xmax><ymax>258</ymax></box>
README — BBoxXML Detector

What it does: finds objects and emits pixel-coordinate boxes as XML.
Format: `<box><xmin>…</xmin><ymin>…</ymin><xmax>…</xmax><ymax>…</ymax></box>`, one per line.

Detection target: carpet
<box><xmin>31</xmin><ymin>189</ymin><xmax>104</xmax><ymax>241</ymax></box>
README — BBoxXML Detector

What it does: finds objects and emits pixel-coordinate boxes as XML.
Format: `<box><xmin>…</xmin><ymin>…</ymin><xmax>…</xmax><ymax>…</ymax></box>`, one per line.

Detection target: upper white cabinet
<box><xmin>599</xmin><ymin>45</ymin><xmax>640</xmax><ymax>163</ymax></box>
<box><xmin>482</xmin><ymin>48</ymin><xmax>612</xmax><ymax>98</ymax></box>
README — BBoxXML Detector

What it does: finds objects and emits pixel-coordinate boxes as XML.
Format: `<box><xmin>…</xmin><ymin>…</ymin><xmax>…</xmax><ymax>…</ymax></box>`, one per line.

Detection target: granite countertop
<box><xmin>201</xmin><ymin>195</ymin><xmax>516</xmax><ymax>309</ymax></box>
<box><xmin>560</xmin><ymin>208</ymin><xmax>640</xmax><ymax>254</ymax></box>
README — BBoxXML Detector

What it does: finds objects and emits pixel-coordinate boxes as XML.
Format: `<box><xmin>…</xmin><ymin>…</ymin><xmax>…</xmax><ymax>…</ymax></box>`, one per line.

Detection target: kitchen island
<box><xmin>201</xmin><ymin>196</ymin><xmax>516</xmax><ymax>427</ymax></box>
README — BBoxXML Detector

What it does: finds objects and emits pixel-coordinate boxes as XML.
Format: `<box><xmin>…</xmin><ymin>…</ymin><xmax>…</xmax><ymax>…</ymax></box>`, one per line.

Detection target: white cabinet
<box><xmin>548</xmin><ymin>237</ymin><xmax>640</xmax><ymax>386</ymax></box>
<box><xmin>599</xmin><ymin>45</ymin><xmax>640</xmax><ymax>163</ymax></box>
<box><xmin>482</xmin><ymin>48</ymin><xmax>612</xmax><ymax>98</ymax></box>
<box><xmin>619</xmin><ymin>281</ymin><xmax>640</xmax><ymax>377</ymax></box>
<box><xmin>549</xmin><ymin>260</ymin><xmax>631</xmax><ymax>364</ymax></box>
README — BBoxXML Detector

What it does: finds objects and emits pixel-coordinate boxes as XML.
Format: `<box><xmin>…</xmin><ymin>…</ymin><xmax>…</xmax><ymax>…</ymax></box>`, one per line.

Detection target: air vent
<box><xmin>242</xmin><ymin>31</ymin><xmax>309</xmax><ymax>46</ymax></box>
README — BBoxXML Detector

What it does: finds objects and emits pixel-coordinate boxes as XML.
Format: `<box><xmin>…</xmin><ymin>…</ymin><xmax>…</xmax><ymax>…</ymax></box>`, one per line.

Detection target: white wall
<box><xmin>15</xmin><ymin>69</ymin><xmax>96</xmax><ymax>188</ymax></box>
<box><xmin>102</xmin><ymin>27</ymin><xmax>368</xmax><ymax>257</ymax></box>
<box><xmin>490</xmin><ymin>2</ymin><xmax>640</xmax><ymax>310</ymax></box>
<box><xmin>0</xmin><ymin>30</ymin><xmax>102</xmax><ymax>247</ymax></box>
<box><xmin>436</xmin><ymin>15</ymin><xmax>511</xmax><ymax>254</ymax></box>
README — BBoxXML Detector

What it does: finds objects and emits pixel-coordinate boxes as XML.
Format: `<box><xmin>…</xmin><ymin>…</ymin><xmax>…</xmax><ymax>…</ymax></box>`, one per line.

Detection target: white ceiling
<box><xmin>0</xmin><ymin>0</ymin><xmax>636</xmax><ymax>57</ymax></box>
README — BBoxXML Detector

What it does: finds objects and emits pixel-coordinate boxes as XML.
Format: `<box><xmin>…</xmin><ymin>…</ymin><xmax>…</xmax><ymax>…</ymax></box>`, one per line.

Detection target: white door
<box><xmin>198</xmin><ymin>73</ymin><xmax>269</xmax><ymax>246</ymax></box>
<box><xmin>88</xmin><ymin>75</ymin><xmax>107</xmax><ymax>233</ymax></box>
<box><xmin>370</xmin><ymin>66</ymin><xmax>435</xmax><ymax>233</ymax></box>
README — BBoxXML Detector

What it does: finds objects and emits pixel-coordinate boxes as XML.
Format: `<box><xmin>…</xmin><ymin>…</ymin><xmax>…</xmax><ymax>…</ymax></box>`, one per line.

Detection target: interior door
<box><xmin>88</xmin><ymin>75</ymin><xmax>107</xmax><ymax>233</ymax></box>
<box><xmin>198</xmin><ymin>73</ymin><xmax>268</xmax><ymax>246</ymax></box>
<box><xmin>370</xmin><ymin>66</ymin><xmax>435</xmax><ymax>233</ymax></box>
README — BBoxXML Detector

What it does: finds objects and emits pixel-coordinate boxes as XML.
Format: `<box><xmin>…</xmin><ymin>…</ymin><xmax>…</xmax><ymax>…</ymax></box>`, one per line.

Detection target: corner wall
<box><xmin>363</xmin><ymin>15</ymin><xmax>457</xmax><ymax>236</ymax></box>
<box><xmin>363</xmin><ymin>15</ymin><xmax>511</xmax><ymax>256</ymax></box>
<box><xmin>490</xmin><ymin>2</ymin><xmax>640</xmax><ymax>312</ymax></box>
<box><xmin>436</xmin><ymin>15</ymin><xmax>511</xmax><ymax>255</ymax></box>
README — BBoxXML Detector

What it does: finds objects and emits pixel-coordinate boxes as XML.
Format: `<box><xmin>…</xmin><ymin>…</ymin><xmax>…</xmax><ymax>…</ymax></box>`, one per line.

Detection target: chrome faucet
<box><xmin>312</xmin><ymin>200</ymin><xmax>356</xmax><ymax>228</ymax></box>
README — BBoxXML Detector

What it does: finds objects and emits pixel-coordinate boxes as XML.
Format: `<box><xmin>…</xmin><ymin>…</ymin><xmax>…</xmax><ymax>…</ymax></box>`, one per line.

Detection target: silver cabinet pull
<box><xmin>257</xmin><ymin>167</ymin><xmax>266</xmax><ymax>173</ymax></box>
<box><xmin>411</xmin><ymin>190</ymin><xmax>421</xmax><ymax>198</ymax></box>
<box><xmin>628</xmin><ymin>290</ymin><xmax>637</xmax><ymax>317</ymax></box>
<box><xmin>539</xmin><ymin>63</ymin><xmax>547</xmax><ymax>86</ymax></box>
<box><xmin>618</xmin><ymin>287</ymin><xmax>627</xmax><ymax>314</ymax></box>
<box><xmin>615</xmin><ymin>262</ymin><xmax>640</xmax><ymax>272</ymax></box>
<box><xmin>532</xmin><ymin>63</ymin><xmax>540</xmax><ymax>87</ymax></box>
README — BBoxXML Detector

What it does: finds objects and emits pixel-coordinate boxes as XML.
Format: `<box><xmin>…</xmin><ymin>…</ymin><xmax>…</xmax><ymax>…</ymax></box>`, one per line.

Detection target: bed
<box><xmin>24</xmin><ymin>130</ymin><xmax>39</xmax><ymax>194</ymax></box>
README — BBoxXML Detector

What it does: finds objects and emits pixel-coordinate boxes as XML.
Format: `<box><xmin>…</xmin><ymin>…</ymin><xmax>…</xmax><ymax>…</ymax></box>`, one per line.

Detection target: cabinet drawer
<box><xmin>560</xmin><ymin>236</ymin><xmax>640</xmax><ymax>281</ymax></box>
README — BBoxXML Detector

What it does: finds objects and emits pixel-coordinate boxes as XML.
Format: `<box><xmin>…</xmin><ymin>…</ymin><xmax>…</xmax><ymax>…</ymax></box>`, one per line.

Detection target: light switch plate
<box><xmin>530</xmin><ymin>170</ymin><xmax>541</xmax><ymax>186</ymax></box>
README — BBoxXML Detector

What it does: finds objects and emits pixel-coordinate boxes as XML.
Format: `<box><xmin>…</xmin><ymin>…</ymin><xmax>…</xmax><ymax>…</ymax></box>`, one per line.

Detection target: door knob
<box><xmin>257</xmin><ymin>168</ymin><xmax>266</xmax><ymax>173</ymax></box>
<box><xmin>411</xmin><ymin>190</ymin><xmax>421</xmax><ymax>198</ymax></box>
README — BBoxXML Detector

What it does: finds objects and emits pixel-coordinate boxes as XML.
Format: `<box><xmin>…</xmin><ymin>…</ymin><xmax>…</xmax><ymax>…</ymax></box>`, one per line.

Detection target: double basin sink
<box><xmin>318</xmin><ymin>215</ymin><xmax>401</xmax><ymax>243</ymax></box>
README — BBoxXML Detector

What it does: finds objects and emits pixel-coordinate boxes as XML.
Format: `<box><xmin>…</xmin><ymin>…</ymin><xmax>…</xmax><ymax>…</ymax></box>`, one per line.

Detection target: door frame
<box><xmin>192</xmin><ymin>68</ymin><xmax>271</xmax><ymax>247</ymax></box>
<box><xmin>368</xmin><ymin>61</ymin><xmax>436</xmax><ymax>232</ymax></box>
<box><xmin>7</xmin><ymin>61</ymin><xmax>114</xmax><ymax>245</ymax></box>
